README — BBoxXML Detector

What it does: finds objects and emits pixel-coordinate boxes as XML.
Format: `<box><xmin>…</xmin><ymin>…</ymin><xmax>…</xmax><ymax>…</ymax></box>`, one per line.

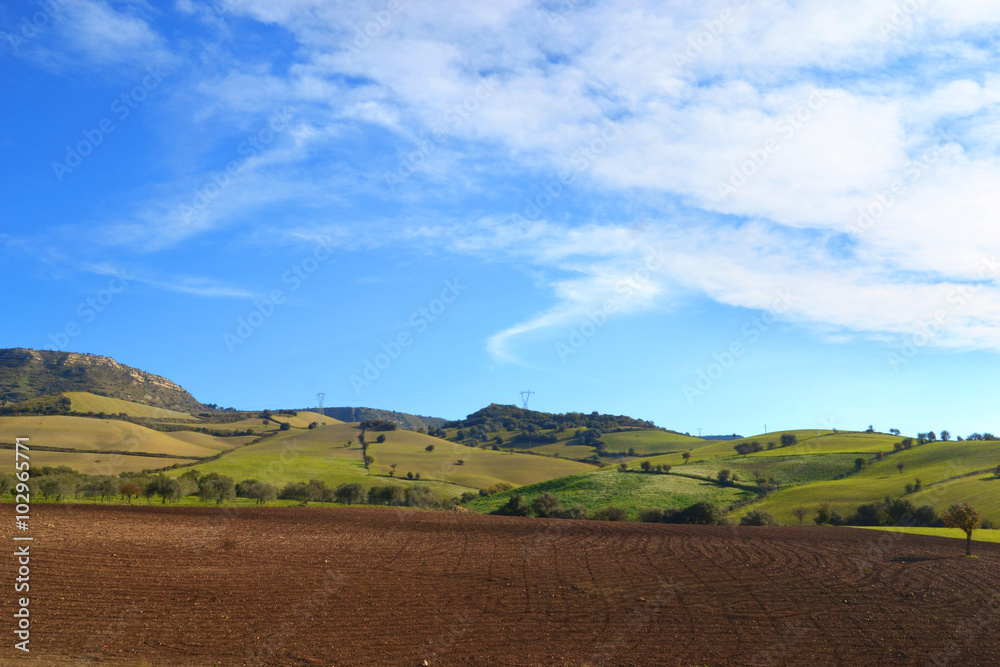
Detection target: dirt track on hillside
<box><xmin>2</xmin><ymin>505</ymin><xmax>998</xmax><ymax>666</ymax></box>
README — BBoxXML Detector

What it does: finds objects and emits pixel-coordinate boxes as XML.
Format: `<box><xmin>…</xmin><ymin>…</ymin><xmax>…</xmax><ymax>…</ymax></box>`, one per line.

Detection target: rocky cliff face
<box><xmin>0</xmin><ymin>348</ymin><xmax>205</xmax><ymax>412</ymax></box>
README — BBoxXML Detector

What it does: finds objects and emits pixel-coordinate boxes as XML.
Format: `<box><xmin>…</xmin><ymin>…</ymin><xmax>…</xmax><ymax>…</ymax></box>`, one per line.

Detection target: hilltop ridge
<box><xmin>0</xmin><ymin>348</ymin><xmax>205</xmax><ymax>413</ymax></box>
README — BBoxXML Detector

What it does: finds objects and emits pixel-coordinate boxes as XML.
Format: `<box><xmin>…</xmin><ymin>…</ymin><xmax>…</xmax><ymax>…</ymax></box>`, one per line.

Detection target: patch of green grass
<box><xmin>466</xmin><ymin>469</ymin><xmax>753</xmax><ymax>520</ymax></box>
<box><xmin>855</xmin><ymin>526</ymin><xmax>1000</xmax><ymax>544</ymax></box>
<box><xmin>680</xmin><ymin>453</ymin><xmax>861</xmax><ymax>487</ymax></box>
<box><xmin>65</xmin><ymin>392</ymin><xmax>194</xmax><ymax>419</ymax></box>
<box><xmin>600</xmin><ymin>429</ymin><xmax>704</xmax><ymax>455</ymax></box>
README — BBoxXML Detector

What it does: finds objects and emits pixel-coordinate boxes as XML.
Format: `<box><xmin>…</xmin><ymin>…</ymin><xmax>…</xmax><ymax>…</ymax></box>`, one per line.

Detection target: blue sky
<box><xmin>3</xmin><ymin>0</ymin><xmax>1000</xmax><ymax>437</ymax></box>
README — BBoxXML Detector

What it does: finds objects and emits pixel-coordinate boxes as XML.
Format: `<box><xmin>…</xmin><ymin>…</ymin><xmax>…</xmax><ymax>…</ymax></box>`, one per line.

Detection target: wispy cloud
<box><xmin>17</xmin><ymin>0</ymin><xmax>1000</xmax><ymax>361</ymax></box>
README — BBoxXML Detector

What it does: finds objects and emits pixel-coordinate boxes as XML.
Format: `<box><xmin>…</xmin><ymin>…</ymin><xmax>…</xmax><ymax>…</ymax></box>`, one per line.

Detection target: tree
<box><xmin>717</xmin><ymin>469</ymin><xmax>731</xmax><ymax>485</ymax></box>
<box><xmin>942</xmin><ymin>503</ymin><xmax>983</xmax><ymax>556</ymax></box>
<box><xmin>389</xmin><ymin>463</ymin><xmax>398</xmax><ymax>477</ymax></box>
<box><xmin>493</xmin><ymin>494</ymin><xmax>530</xmax><ymax>517</ymax></box>
<box><xmin>592</xmin><ymin>506</ymin><xmax>628</xmax><ymax>521</ymax></box>
<box><xmin>247</xmin><ymin>481</ymin><xmax>277</xmax><ymax>504</ymax></box>
<box><xmin>896</xmin><ymin>461</ymin><xmax>906</xmax><ymax>475</ymax></box>
<box><xmin>741</xmin><ymin>510</ymin><xmax>779</xmax><ymax>526</ymax></box>
<box><xmin>198</xmin><ymin>474</ymin><xmax>236</xmax><ymax>505</ymax></box>
<box><xmin>532</xmin><ymin>493</ymin><xmax>563</xmax><ymax>518</ymax></box>
<box><xmin>734</xmin><ymin>443</ymin><xmax>751</xmax><ymax>457</ymax></box>
<box><xmin>889</xmin><ymin>428</ymin><xmax>901</xmax><ymax>436</ymax></box>
<box><xmin>792</xmin><ymin>507</ymin><xmax>807</xmax><ymax>525</ymax></box>
<box><xmin>120</xmin><ymin>481</ymin><xmax>142</xmax><ymax>504</ymax></box>
<box><xmin>376</xmin><ymin>434</ymin><xmax>387</xmax><ymax>443</ymax></box>
<box><xmin>364</xmin><ymin>454</ymin><xmax>375</xmax><ymax>469</ymax></box>
<box><xmin>994</xmin><ymin>465</ymin><xmax>1000</xmax><ymax>478</ymax></box>
<box><xmin>682</xmin><ymin>452</ymin><xmax>691</xmax><ymax>464</ymax></box>
<box><xmin>940</xmin><ymin>430</ymin><xmax>950</xmax><ymax>441</ymax></box>
<box><xmin>618</xmin><ymin>462</ymin><xmax>628</xmax><ymax>472</ymax></box>
<box><xmin>814</xmin><ymin>503</ymin><xmax>832</xmax><ymax>525</ymax></box>
<box><xmin>640</xmin><ymin>460</ymin><xmax>652</xmax><ymax>472</ymax></box>
<box><xmin>425</xmin><ymin>445</ymin><xmax>435</xmax><ymax>452</ymax></box>
<box><xmin>854</xmin><ymin>457</ymin><xmax>866</xmax><ymax>471</ymax></box>
<box><xmin>335</xmin><ymin>483</ymin><xmax>367</xmax><ymax>505</ymax></box>
<box><xmin>279</xmin><ymin>422</ymin><xmax>291</xmax><ymax>431</ymax></box>
<box><xmin>780</xmin><ymin>434</ymin><xmax>797</xmax><ymax>447</ymax></box>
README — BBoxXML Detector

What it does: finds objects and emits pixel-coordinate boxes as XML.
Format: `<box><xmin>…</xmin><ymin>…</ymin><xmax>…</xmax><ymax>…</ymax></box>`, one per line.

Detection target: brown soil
<box><xmin>2</xmin><ymin>504</ymin><xmax>998</xmax><ymax>666</ymax></box>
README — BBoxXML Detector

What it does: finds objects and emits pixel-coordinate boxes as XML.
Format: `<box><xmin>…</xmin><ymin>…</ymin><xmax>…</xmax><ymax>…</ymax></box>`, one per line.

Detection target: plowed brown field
<box><xmin>2</xmin><ymin>504</ymin><xmax>999</xmax><ymax>666</ymax></box>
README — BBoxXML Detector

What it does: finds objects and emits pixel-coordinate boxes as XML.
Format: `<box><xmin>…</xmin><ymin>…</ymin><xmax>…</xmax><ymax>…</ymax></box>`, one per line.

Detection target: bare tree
<box><xmin>792</xmin><ymin>507</ymin><xmax>807</xmax><ymax>525</ymax></box>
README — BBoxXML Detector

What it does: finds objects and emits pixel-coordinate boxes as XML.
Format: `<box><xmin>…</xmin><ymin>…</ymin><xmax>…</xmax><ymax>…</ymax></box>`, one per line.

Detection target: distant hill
<box><xmin>445</xmin><ymin>403</ymin><xmax>662</xmax><ymax>432</ymax></box>
<box><xmin>701</xmin><ymin>434</ymin><xmax>744</xmax><ymax>441</ymax></box>
<box><xmin>0</xmin><ymin>348</ymin><xmax>205</xmax><ymax>413</ymax></box>
<box><xmin>316</xmin><ymin>407</ymin><xmax>447</xmax><ymax>431</ymax></box>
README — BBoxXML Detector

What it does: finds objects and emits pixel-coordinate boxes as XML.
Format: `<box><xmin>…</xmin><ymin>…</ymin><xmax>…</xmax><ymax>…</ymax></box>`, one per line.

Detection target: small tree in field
<box><xmin>942</xmin><ymin>503</ymin><xmax>983</xmax><ymax>556</ymax></box>
<box><xmin>618</xmin><ymin>462</ymin><xmax>628</xmax><ymax>472</ymax></box>
<box><xmin>717</xmin><ymin>469</ymin><xmax>731</xmax><ymax>485</ymax></box>
<box><xmin>792</xmin><ymin>507</ymin><xmax>807</xmax><ymax>525</ymax></box>
<box><xmin>896</xmin><ymin>461</ymin><xmax>906</xmax><ymax>475</ymax></box>
<box><xmin>682</xmin><ymin>452</ymin><xmax>691</xmax><ymax>464</ymax></box>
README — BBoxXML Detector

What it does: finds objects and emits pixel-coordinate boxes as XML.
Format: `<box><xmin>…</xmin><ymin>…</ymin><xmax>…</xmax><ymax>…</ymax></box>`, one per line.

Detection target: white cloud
<box><xmin>29</xmin><ymin>0</ymin><xmax>1000</xmax><ymax>360</ymax></box>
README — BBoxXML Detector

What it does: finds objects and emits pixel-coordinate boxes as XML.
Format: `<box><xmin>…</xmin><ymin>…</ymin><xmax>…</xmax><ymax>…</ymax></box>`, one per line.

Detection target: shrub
<box><xmin>740</xmin><ymin>510</ymin><xmax>779</xmax><ymax>526</ymax></box>
<box><xmin>780</xmin><ymin>434</ymin><xmax>797</xmax><ymax>447</ymax></box>
<box><xmin>675</xmin><ymin>501</ymin><xmax>724</xmax><ymax>525</ymax></box>
<box><xmin>376</xmin><ymin>434</ymin><xmax>387</xmax><ymax>443</ymax></box>
<box><xmin>334</xmin><ymin>483</ymin><xmax>366</xmax><ymax>505</ymax></box>
<box><xmin>531</xmin><ymin>493</ymin><xmax>563</xmax><ymax>518</ymax></box>
<box><xmin>404</xmin><ymin>485</ymin><xmax>436</xmax><ymax>509</ymax></box>
<box><xmin>592</xmin><ymin>506</ymin><xmax>628</xmax><ymax>522</ymax></box>
<box><xmin>492</xmin><ymin>494</ymin><xmax>530</xmax><ymax>517</ymax></box>
<box><xmin>814</xmin><ymin>503</ymin><xmax>832</xmax><ymax>525</ymax></box>
<box><xmin>368</xmin><ymin>484</ymin><xmax>406</xmax><ymax>506</ymax></box>
<box><xmin>849</xmin><ymin>502</ymin><xmax>887</xmax><ymax>526</ymax></box>
<box><xmin>717</xmin><ymin>469</ymin><xmax>731</xmax><ymax>485</ymax></box>
<box><xmin>640</xmin><ymin>508</ymin><xmax>665</xmax><ymax>523</ymax></box>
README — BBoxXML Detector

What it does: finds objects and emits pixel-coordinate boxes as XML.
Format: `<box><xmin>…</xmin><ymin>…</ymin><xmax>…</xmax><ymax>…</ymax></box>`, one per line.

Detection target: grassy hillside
<box><xmin>739</xmin><ymin>439</ymin><xmax>1000</xmax><ymax>524</ymax></box>
<box><xmin>599</xmin><ymin>429</ymin><xmax>704</xmax><ymax>454</ymax></box>
<box><xmin>170</xmin><ymin>422</ymin><xmax>592</xmax><ymax>492</ymax></box>
<box><xmin>465</xmin><ymin>469</ymin><xmax>754</xmax><ymax>520</ymax></box>
<box><xmin>0</xmin><ymin>415</ymin><xmax>246</xmax><ymax>457</ymax></box>
<box><xmin>65</xmin><ymin>392</ymin><xmax>194</xmax><ymax>419</ymax></box>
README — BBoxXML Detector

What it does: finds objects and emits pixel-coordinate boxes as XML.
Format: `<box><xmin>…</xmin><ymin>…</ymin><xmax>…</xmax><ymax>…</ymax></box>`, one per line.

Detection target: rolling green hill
<box><xmin>64</xmin><ymin>392</ymin><xmax>195</xmax><ymax>419</ymax></box>
<box><xmin>465</xmin><ymin>469</ymin><xmax>754</xmax><ymax>520</ymax></box>
<box><xmin>167</xmin><ymin>421</ymin><xmax>593</xmax><ymax>493</ymax></box>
